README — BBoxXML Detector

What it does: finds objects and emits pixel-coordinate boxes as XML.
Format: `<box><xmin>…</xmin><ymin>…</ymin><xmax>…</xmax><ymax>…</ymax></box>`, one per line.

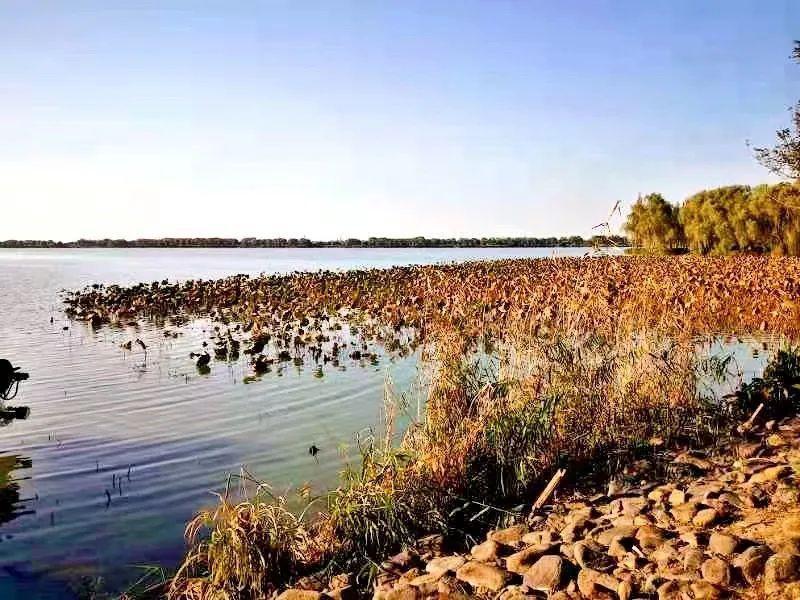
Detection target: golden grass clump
<box><xmin>323</xmin><ymin>445</ymin><xmax>445</xmax><ymax>569</ymax></box>
<box><xmin>168</xmin><ymin>495</ymin><xmax>318</xmax><ymax>600</ymax></box>
<box><xmin>402</xmin><ymin>325</ymin><xmax>711</xmax><ymax>504</ymax></box>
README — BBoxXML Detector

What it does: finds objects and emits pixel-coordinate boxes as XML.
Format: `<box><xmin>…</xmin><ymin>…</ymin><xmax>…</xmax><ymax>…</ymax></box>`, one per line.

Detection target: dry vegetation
<box><xmin>164</xmin><ymin>329</ymin><xmax>725</xmax><ymax>600</ymax></box>
<box><xmin>76</xmin><ymin>256</ymin><xmax>800</xmax><ymax>599</ymax></box>
<box><xmin>68</xmin><ymin>256</ymin><xmax>800</xmax><ymax>346</ymax></box>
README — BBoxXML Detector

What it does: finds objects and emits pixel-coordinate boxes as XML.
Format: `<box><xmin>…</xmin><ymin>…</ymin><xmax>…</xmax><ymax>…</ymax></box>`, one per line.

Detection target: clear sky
<box><xmin>1</xmin><ymin>1</ymin><xmax>797</xmax><ymax>241</ymax></box>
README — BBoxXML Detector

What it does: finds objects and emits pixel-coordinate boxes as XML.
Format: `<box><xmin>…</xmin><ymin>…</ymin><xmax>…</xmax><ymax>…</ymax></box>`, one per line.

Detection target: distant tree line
<box><xmin>0</xmin><ymin>235</ymin><xmax>627</xmax><ymax>249</ymax></box>
<box><xmin>624</xmin><ymin>183</ymin><xmax>800</xmax><ymax>255</ymax></box>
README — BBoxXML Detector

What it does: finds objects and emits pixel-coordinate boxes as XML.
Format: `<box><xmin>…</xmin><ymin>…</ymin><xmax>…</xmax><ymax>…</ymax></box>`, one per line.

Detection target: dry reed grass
<box><xmin>67</xmin><ymin>256</ymin><xmax>800</xmax><ymax>349</ymax></box>
<box><xmin>168</xmin><ymin>489</ymin><xmax>321</xmax><ymax>600</ymax></box>
<box><xmin>402</xmin><ymin>326</ymin><xmax>712</xmax><ymax>503</ymax></box>
<box><xmin>99</xmin><ymin>255</ymin><xmax>800</xmax><ymax>599</ymax></box>
<box><xmin>167</xmin><ymin>322</ymin><xmax>731</xmax><ymax>599</ymax></box>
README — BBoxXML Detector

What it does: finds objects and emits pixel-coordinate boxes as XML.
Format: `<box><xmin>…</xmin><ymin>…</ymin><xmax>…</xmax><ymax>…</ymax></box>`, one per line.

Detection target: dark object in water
<box><xmin>244</xmin><ymin>333</ymin><xmax>271</xmax><ymax>354</ymax></box>
<box><xmin>193</xmin><ymin>352</ymin><xmax>211</xmax><ymax>368</ymax></box>
<box><xmin>309</xmin><ymin>444</ymin><xmax>320</xmax><ymax>457</ymax></box>
<box><xmin>135</xmin><ymin>339</ymin><xmax>147</xmax><ymax>351</ymax></box>
<box><xmin>252</xmin><ymin>355</ymin><xmax>274</xmax><ymax>374</ymax></box>
<box><xmin>0</xmin><ymin>360</ymin><xmax>28</xmax><ymax>401</ymax></box>
<box><xmin>0</xmin><ymin>406</ymin><xmax>30</xmax><ymax>421</ymax></box>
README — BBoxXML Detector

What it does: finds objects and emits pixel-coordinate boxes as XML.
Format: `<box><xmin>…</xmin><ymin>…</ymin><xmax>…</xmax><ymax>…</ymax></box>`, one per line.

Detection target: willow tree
<box><xmin>754</xmin><ymin>41</ymin><xmax>800</xmax><ymax>179</ymax></box>
<box><xmin>750</xmin><ymin>183</ymin><xmax>800</xmax><ymax>255</ymax></box>
<box><xmin>677</xmin><ymin>184</ymin><xmax>800</xmax><ymax>255</ymax></box>
<box><xmin>624</xmin><ymin>193</ymin><xmax>683</xmax><ymax>251</ymax></box>
<box><xmin>679</xmin><ymin>186</ymin><xmax>752</xmax><ymax>254</ymax></box>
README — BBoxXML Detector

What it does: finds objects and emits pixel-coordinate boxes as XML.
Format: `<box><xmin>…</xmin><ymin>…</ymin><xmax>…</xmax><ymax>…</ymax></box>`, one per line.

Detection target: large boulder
<box><xmin>701</xmin><ymin>557</ymin><xmax>731</xmax><ymax>586</ymax></box>
<box><xmin>505</xmin><ymin>544</ymin><xmax>555</xmax><ymax>575</ymax></box>
<box><xmin>765</xmin><ymin>553</ymin><xmax>800</xmax><ymax>593</ymax></box>
<box><xmin>425</xmin><ymin>555</ymin><xmax>466</xmax><ymax>579</ymax></box>
<box><xmin>573</xmin><ymin>540</ymin><xmax>615</xmax><ymax>571</ymax></box>
<box><xmin>708</xmin><ymin>532</ymin><xmax>740</xmax><ymax>556</ymax></box>
<box><xmin>470</xmin><ymin>540</ymin><xmax>500</xmax><ymax>562</ymax></box>
<box><xmin>692</xmin><ymin>507</ymin><xmax>719</xmax><ymax>528</ymax></box>
<box><xmin>522</xmin><ymin>555</ymin><xmax>570</xmax><ymax>593</ymax></box>
<box><xmin>455</xmin><ymin>561</ymin><xmax>509</xmax><ymax>591</ymax></box>
<box><xmin>595</xmin><ymin>525</ymin><xmax>637</xmax><ymax>547</ymax></box>
<box><xmin>489</xmin><ymin>524</ymin><xmax>528</xmax><ymax>548</ymax></box>
<box><xmin>734</xmin><ymin>545</ymin><xmax>772</xmax><ymax>585</ymax></box>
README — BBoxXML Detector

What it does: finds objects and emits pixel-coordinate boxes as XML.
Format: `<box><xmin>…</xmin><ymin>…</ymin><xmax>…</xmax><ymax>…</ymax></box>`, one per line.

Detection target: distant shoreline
<box><xmin>0</xmin><ymin>235</ymin><xmax>627</xmax><ymax>249</ymax></box>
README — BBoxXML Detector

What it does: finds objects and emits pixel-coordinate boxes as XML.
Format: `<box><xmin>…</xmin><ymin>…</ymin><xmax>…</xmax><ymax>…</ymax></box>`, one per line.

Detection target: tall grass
<box><xmin>169</xmin><ymin>490</ymin><xmax>319</xmax><ymax>600</ymax></box>
<box><xmin>404</xmin><ymin>327</ymin><xmax>713</xmax><ymax>503</ymax></box>
<box><xmin>323</xmin><ymin>445</ymin><xmax>445</xmax><ymax>573</ymax></box>
<box><xmin>167</xmin><ymin>317</ymin><xmax>735</xmax><ymax>599</ymax></box>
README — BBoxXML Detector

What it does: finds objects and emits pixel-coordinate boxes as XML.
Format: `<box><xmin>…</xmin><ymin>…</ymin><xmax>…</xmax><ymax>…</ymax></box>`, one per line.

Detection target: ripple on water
<box><xmin>0</xmin><ymin>307</ymin><xmax>418</xmax><ymax>594</ymax></box>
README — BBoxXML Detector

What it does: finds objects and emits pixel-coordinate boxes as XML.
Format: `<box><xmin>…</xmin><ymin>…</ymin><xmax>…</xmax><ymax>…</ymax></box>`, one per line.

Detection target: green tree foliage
<box><xmin>626</xmin><ymin>183</ymin><xmax>800</xmax><ymax>255</ymax></box>
<box><xmin>627</xmin><ymin>39</ymin><xmax>800</xmax><ymax>255</ymax></box>
<box><xmin>681</xmin><ymin>184</ymin><xmax>800</xmax><ymax>255</ymax></box>
<box><xmin>752</xmin><ymin>183</ymin><xmax>800</xmax><ymax>255</ymax></box>
<box><xmin>680</xmin><ymin>186</ymin><xmax>752</xmax><ymax>253</ymax></box>
<box><xmin>623</xmin><ymin>193</ymin><xmax>683</xmax><ymax>251</ymax></box>
<box><xmin>754</xmin><ymin>41</ymin><xmax>800</xmax><ymax>180</ymax></box>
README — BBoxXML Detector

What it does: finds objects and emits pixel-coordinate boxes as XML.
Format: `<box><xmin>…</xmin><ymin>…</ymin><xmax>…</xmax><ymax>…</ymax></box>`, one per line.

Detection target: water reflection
<box><xmin>0</xmin><ymin>309</ymin><xmax>421</xmax><ymax>596</ymax></box>
<box><xmin>0</xmin><ymin>455</ymin><xmax>32</xmax><ymax>527</ymax></box>
<box><xmin>697</xmin><ymin>333</ymin><xmax>789</xmax><ymax>395</ymax></box>
<box><xmin>0</xmin><ymin>360</ymin><xmax>33</xmax><ymax>529</ymax></box>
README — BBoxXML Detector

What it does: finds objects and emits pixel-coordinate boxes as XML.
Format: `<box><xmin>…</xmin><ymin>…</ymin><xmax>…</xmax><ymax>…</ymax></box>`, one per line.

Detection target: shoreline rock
<box><xmin>280</xmin><ymin>416</ymin><xmax>800</xmax><ymax>599</ymax></box>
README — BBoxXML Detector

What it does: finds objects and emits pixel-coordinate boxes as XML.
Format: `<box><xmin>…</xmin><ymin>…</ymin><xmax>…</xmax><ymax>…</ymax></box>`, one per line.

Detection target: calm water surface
<box><xmin>0</xmin><ymin>247</ymin><xmax>615</xmax><ymax>599</ymax></box>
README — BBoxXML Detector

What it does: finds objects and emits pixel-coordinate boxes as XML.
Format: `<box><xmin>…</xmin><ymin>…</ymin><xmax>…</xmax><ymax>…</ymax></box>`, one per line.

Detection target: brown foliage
<box><xmin>67</xmin><ymin>256</ymin><xmax>800</xmax><ymax>352</ymax></box>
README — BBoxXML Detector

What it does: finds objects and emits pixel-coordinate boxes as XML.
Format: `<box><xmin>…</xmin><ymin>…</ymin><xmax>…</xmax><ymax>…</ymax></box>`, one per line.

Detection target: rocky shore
<box><xmin>277</xmin><ymin>416</ymin><xmax>800</xmax><ymax>600</ymax></box>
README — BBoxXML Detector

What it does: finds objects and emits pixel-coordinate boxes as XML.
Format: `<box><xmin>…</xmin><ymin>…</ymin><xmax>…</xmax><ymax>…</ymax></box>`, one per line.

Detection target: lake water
<box><xmin>0</xmin><ymin>247</ymin><xmax>619</xmax><ymax>599</ymax></box>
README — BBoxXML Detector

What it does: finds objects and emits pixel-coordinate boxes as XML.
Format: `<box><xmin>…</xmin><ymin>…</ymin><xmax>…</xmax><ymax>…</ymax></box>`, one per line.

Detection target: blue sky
<box><xmin>0</xmin><ymin>1</ymin><xmax>797</xmax><ymax>240</ymax></box>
